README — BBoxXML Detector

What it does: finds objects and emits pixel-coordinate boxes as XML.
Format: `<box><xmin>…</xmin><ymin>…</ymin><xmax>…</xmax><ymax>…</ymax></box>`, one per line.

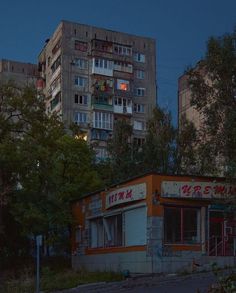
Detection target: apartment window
<box><xmin>50</xmin><ymin>92</ymin><xmax>61</xmax><ymax>110</ymax></box>
<box><xmin>74</xmin><ymin>94</ymin><xmax>88</xmax><ymax>105</ymax></box>
<box><xmin>52</xmin><ymin>39</ymin><xmax>61</xmax><ymax>55</ymax></box>
<box><xmin>91</xmin><ymin>129</ymin><xmax>110</xmax><ymax>141</ymax></box>
<box><xmin>50</xmin><ymin>75</ymin><xmax>61</xmax><ymax>92</ymax></box>
<box><xmin>164</xmin><ymin>207</ymin><xmax>200</xmax><ymax>244</ymax></box>
<box><xmin>133</xmin><ymin>120</ymin><xmax>145</xmax><ymax>131</ymax></box>
<box><xmin>134</xmin><ymin>53</ymin><xmax>145</xmax><ymax>63</ymax></box>
<box><xmin>117</xmin><ymin>79</ymin><xmax>129</xmax><ymax>91</ymax></box>
<box><xmin>114</xmin><ymin>97</ymin><xmax>131</xmax><ymax>107</ymax></box>
<box><xmin>134</xmin><ymin>87</ymin><xmax>145</xmax><ymax>97</ymax></box>
<box><xmin>93</xmin><ymin>112</ymin><xmax>113</xmax><ymax>130</ymax></box>
<box><xmin>73</xmin><ymin>58</ymin><xmax>88</xmax><ymax>69</ymax></box>
<box><xmin>74</xmin><ymin>40</ymin><xmax>88</xmax><ymax>52</ymax></box>
<box><xmin>75</xmin><ymin>76</ymin><xmax>87</xmax><ymax>87</ymax></box>
<box><xmin>96</xmin><ymin>148</ymin><xmax>109</xmax><ymax>161</ymax></box>
<box><xmin>51</xmin><ymin>56</ymin><xmax>61</xmax><ymax>74</ymax></box>
<box><xmin>133</xmin><ymin>137</ymin><xmax>145</xmax><ymax>146</ymax></box>
<box><xmin>135</xmin><ymin>70</ymin><xmax>145</xmax><ymax>79</ymax></box>
<box><xmin>74</xmin><ymin>112</ymin><xmax>87</xmax><ymax>124</ymax></box>
<box><xmin>134</xmin><ymin>103</ymin><xmax>145</xmax><ymax>113</ymax></box>
<box><xmin>114</xmin><ymin>44</ymin><xmax>132</xmax><ymax>56</ymax></box>
<box><xmin>94</xmin><ymin>58</ymin><xmax>113</xmax><ymax>70</ymax></box>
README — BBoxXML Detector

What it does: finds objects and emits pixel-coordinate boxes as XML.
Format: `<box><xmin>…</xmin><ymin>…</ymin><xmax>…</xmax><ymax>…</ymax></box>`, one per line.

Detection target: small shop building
<box><xmin>71</xmin><ymin>173</ymin><xmax>236</xmax><ymax>273</ymax></box>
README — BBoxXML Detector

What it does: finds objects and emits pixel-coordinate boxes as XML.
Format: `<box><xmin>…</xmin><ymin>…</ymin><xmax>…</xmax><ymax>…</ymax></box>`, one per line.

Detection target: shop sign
<box><xmin>161</xmin><ymin>181</ymin><xmax>236</xmax><ymax>199</ymax></box>
<box><xmin>106</xmin><ymin>183</ymin><xmax>146</xmax><ymax>208</ymax></box>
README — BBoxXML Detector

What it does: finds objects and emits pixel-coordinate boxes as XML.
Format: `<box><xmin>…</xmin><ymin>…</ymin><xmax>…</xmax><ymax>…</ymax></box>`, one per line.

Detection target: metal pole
<box><xmin>36</xmin><ymin>241</ymin><xmax>40</xmax><ymax>293</ymax></box>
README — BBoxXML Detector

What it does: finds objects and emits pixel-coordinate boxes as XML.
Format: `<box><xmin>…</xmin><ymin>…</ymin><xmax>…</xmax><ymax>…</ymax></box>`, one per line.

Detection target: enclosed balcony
<box><xmin>91</xmin><ymin>95</ymin><xmax>113</xmax><ymax>111</ymax></box>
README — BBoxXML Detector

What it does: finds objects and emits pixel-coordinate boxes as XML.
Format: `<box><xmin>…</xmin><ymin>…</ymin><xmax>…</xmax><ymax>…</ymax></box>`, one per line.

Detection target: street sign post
<box><xmin>36</xmin><ymin>235</ymin><xmax>42</xmax><ymax>293</ymax></box>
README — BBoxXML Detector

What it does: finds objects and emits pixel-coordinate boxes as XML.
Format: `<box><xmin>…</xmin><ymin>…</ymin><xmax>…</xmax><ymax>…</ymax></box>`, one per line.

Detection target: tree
<box><xmin>0</xmin><ymin>82</ymin><xmax>102</xmax><ymax>259</ymax></box>
<box><xmin>187</xmin><ymin>29</ymin><xmax>236</xmax><ymax>177</ymax></box>
<box><xmin>142</xmin><ymin>107</ymin><xmax>176</xmax><ymax>173</ymax></box>
<box><xmin>106</xmin><ymin>119</ymin><xmax>138</xmax><ymax>183</ymax></box>
<box><xmin>175</xmin><ymin>114</ymin><xmax>198</xmax><ymax>174</ymax></box>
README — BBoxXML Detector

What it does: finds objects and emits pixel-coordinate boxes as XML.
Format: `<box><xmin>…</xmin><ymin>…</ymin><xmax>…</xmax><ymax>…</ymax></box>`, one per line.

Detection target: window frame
<box><xmin>164</xmin><ymin>206</ymin><xmax>201</xmax><ymax>245</ymax></box>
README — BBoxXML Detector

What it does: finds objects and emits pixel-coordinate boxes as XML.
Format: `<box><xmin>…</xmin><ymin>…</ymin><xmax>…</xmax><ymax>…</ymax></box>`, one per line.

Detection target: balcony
<box><xmin>114</xmin><ymin>105</ymin><xmax>132</xmax><ymax>115</ymax></box>
<box><xmin>91</xmin><ymin>96</ymin><xmax>113</xmax><ymax>111</ymax></box>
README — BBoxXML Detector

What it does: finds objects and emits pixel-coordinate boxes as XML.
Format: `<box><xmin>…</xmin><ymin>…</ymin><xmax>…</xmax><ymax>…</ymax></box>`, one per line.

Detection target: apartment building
<box><xmin>38</xmin><ymin>20</ymin><xmax>157</xmax><ymax>160</ymax></box>
<box><xmin>0</xmin><ymin>59</ymin><xmax>38</xmax><ymax>85</ymax></box>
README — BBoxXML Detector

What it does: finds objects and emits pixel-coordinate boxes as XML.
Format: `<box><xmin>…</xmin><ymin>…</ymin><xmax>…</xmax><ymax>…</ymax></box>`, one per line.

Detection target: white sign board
<box><xmin>106</xmin><ymin>183</ymin><xmax>146</xmax><ymax>209</ymax></box>
<box><xmin>161</xmin><ymin>181</ymin><xmax>236</xmax><ymax>199</ymax></box>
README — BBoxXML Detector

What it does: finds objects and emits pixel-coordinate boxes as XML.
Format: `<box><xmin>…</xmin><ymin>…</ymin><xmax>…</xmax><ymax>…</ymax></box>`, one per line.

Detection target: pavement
<box><xmin>52</xmin><ymin>271</ymin><xmax>220</xmax><ymax>293</ymax></box>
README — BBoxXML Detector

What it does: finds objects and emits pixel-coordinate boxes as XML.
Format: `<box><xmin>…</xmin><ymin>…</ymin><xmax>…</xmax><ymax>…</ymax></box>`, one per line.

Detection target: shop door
<box><xmin>209</xmin><ymin>214</ymin><xmax>224</xmax><ymax>256</ymax></box>
<box><xmin>209</xmin><ymin>211</ymin><xmax>236</xmax><ymax>256</ymax></box>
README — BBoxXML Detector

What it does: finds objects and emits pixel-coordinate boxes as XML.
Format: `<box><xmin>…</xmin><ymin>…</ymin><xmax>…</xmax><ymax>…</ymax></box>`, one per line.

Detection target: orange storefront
<box><xmin>71</xmin><ymin>173</ymin><xmax>236</xmax><ymax>273</ymax></box>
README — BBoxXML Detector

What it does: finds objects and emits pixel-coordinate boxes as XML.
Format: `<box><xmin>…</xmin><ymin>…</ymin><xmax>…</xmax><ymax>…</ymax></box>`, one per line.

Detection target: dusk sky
<box><xmin>1</xmin><ymin>0</ymin><xmax>235</xmax><ymax>123</ymax></box>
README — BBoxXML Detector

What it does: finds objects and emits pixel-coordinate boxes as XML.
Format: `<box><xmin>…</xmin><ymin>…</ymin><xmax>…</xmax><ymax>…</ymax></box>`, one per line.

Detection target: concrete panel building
<box><xmin>0</xmin><ymin>59</ymin><xmax>38</xmax><ymax>86</ymax></box>
<box><xmin>38</xmin><ymin>21</ymin><xmax>157</xmax><ymax>159</ymax></box>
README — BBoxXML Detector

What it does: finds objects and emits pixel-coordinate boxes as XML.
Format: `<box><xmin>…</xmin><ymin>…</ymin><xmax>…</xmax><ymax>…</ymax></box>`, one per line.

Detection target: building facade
<box><xmin>0</xmin><ymin>59</ymin><xmax>38</xmax><ymax>86</ymax></box>
<box><xmin>72</xmin><ymin>173</ymin><xmax>236</xmax><ymax>274</ymax></box>
<box><xmin>38</xmin><ymin>21</ymin><xmax>157</xmax><ymax>159</ymax></box>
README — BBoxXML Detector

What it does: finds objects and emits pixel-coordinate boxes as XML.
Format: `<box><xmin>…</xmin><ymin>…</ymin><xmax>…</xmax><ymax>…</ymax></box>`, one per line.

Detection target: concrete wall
<box><xmin>72</xmin><ymin>251</ymin><xmax>152</xmax><ymax>273</ymax></box>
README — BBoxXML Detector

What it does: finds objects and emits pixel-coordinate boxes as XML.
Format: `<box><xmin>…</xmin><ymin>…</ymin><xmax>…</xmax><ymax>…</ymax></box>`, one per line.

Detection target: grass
<box><xmin>2</xmin><ymin>268</ymin><xmax>124</xmax><ymax>293</ymax></box>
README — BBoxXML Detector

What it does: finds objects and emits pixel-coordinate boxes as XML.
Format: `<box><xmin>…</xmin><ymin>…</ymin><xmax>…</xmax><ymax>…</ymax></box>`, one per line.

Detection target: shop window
<box><xmin>90</xmin><ymin>218</ymin><xmax>104</xmax><ymax>248</ymax></box>
<box><xmin>164</xmin><ymin>207</ymin><xmax>200</xmax><ymax>244</ymax></box>
<box><xmin>104</xmin><ymin>214</ymin><xmax>122</xmax><ymax>247</ymax></box>
<box><xmin>117</xmin><ymin>79</ymin><xmax>129</xmax><ymax>91</ymax></box>
<box><xmin>124</xmin><ymin>207</ymin><xmax>147</xmax><ymax>246</ymax></box>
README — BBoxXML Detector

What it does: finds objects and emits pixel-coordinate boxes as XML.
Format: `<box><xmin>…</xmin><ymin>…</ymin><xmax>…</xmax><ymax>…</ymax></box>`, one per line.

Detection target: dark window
<box><xmin>74</xmin><ymin>40</ymin><xmax>88</xmax><ymax>52</ymax></box>
<box><xmin>164</xmin><ymin>207</ymin><xmax>200</xmax><ymax>244</ymax></box>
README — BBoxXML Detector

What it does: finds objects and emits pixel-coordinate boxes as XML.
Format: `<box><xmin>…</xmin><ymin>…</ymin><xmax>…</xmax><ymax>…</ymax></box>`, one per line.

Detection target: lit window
<box><xmin>117</xmin><ymin>79</ymin><xmax>129</xmax><ymax>91</ymax></box>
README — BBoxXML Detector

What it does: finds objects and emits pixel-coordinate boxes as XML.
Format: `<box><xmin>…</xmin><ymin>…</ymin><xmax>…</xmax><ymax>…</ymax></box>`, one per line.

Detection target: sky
<box><xmin>0</xmin><ymin>0</ymin><xmax>235</xmax><ymax>124</ymax></box>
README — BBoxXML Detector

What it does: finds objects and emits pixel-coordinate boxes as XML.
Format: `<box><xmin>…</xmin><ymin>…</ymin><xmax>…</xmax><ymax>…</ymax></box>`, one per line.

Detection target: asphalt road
<box><xmin>54</xmin><ymin>271</ymin><xmax>218</xmax><ymax>293</ymax></box>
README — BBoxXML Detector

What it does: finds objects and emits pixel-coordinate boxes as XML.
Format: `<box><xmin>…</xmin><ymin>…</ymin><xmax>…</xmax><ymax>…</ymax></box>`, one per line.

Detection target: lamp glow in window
<box><xmin>117</xmin><ymin>79</ymin><xmax>129</xmax><ymax>91</ymax></box>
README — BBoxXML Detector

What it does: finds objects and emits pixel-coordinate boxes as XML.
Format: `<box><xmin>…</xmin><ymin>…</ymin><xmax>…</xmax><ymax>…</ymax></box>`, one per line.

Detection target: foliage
<box><xmin>175</xmin><ymin>114</ymin><xmax>198</xmax><ymax>174</ymax></box>
<box><xmin>187</xmin><ymin>29</ymin><xmax>236</xmax><ymax>177</ymax></box>
<box><xmin>106</xmin><ymin>119</ymin><xmax>140</xmax><ymax>183</ymax></box>
<box><xmin>142</xmin><ymin>107</ymin><xmax>176</xmax><ymax>173</ymax></box>
<box><xmin>0</xmin><ymin>82</ymin><xmax>102</xmax><ymax>261</ymax></box>
<box><xmin>1</xmin><ymin>265</ymin><xmax>123</xmax><ymax>293</ymax></box>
